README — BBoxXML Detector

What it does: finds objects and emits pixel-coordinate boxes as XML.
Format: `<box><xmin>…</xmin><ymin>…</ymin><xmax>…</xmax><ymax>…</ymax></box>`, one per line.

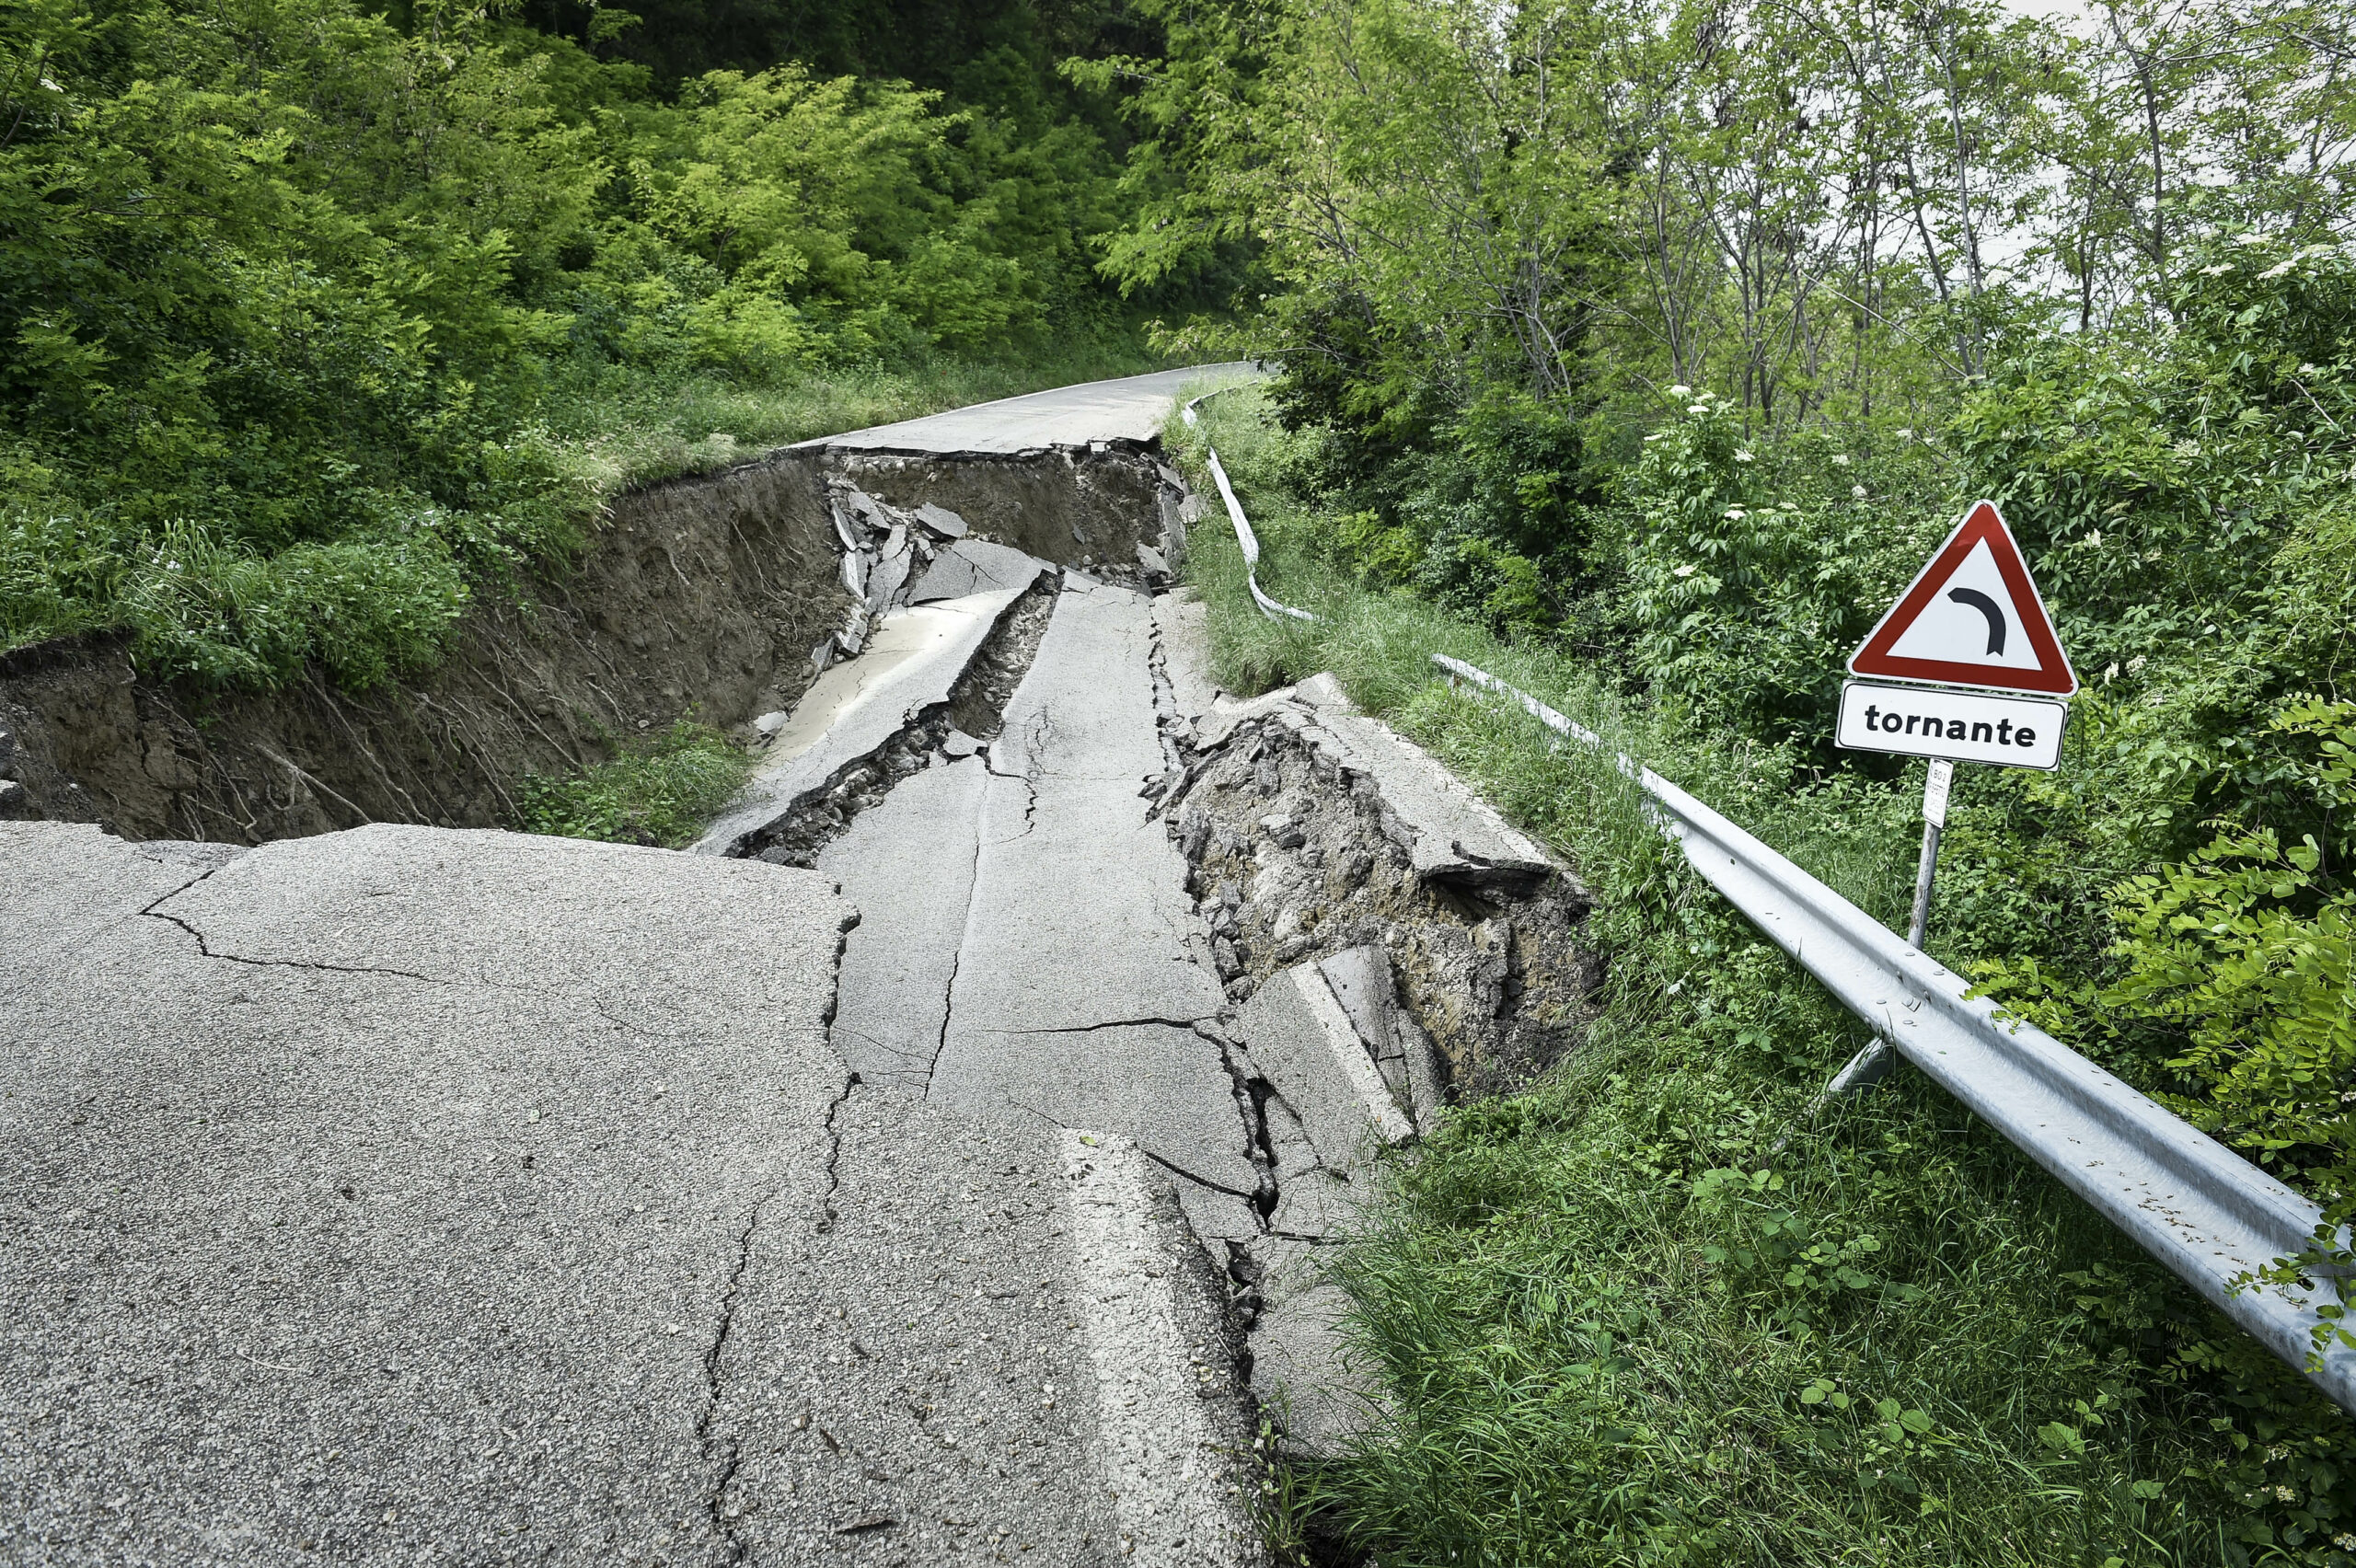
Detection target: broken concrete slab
<box><xmin>1180</xmin><ymin>671</ymin><xmax>1562</xmax><ymax>896</ymax></box>
<box><xmin>949</xmin><ymin>582</ymin><xmax>1218</xmax><ymax>1024</ymax></box>
<box><xmin>1057</xmin><ymin>1130</ymin><xmax>1264</xmax><ymax>1567</ymax></box>
<box><xmin>945</xmin><ymin>761</ymin><xmax>1219</xmax><ymax>1033</ymax></box>
<box><xmin>906</xmin><ymin>537</ymin><xmax>1051</xmax><ymax>605</ymax></box>
<box><xmin>1289</xmin><ymin>674</ymin><xmax>1561</xmax><ymax>896</ymax></box>
<box><xmin>929</xmin><ymin>579</ymin><xmax>1247</xmax><ymax>1200</ymax></box>
<box><xmin>692</xmin><ymin>584</ymin><xmax>1042</xmax><ymax>857</ymax></box>
<box><xmin>1235</xmin><ymin>962</ymin><xmax>1412</xmax><ymax>1177</ymax></box>
<box><xmin>912</xmin><ymin>501</ymin><xmax>968</xmax><ymax>538</ymax></box>
<box><xmin>0</xmin><ymin>821</ymin><xmax>849</xmax><ymax>1566</ymax></box>
<box><xmin>1160</xmin><ymin>644</ymin><xmax>1597</xmax><ymax>1101</ymax></box>
<box><xmin>930</xmin><ymin>1015</ymin><xmax>1260</xmax><ymax>1205</ymax></box>
<box><xmin>1247</xmin><ymin>1274</ymin><xmax>1374</xmax><ymax>1461</ymax></box>
<box><xmin>1151</xmin><ymin>593</ymin><xmax>1225</xmax><ymax>732</ymax></box>
<box><xmin>865</xmin><ymin>522</ymin><xmax>912</xmax><ymax>615</ymax></box>
<box><xmin>1190</xmin><ymin>684</ymin><xmax>1311</xmax><ymax>754</ymax></box>
<box><xmin>817</xmin><ymin>757</ymin><xmax>989</xmax><ymax>1090</ymax></box>
<box><xmin>1318</xmin><ymin>944</ymin><xmax>1446</xmax><ymax>1135</ymax></box>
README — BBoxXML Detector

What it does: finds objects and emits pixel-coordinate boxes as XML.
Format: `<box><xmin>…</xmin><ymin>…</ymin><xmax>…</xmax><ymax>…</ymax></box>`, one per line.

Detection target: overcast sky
<box><xmin>2001</xmin><ymin>0</ymin><xmax>2092</xmax><ymax>29</ymax></box>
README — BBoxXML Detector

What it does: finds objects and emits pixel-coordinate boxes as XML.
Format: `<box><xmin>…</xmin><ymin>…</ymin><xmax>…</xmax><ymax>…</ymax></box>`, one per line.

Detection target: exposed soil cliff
<box><xmin>0</xmin><ymin>445</ymin><xmax>1173</xmax><ymax>844</ymax></box>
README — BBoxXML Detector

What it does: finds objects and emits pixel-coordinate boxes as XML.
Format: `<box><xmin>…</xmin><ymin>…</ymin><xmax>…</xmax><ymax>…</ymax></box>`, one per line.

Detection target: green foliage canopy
<box><xmin>0</xmin><ymin>0</ymin><xmax>1152</xmax><ymax>685</ymax></box>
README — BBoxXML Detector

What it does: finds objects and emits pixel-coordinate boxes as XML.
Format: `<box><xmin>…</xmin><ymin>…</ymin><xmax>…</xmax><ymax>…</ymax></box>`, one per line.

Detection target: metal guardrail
<box><xmin>1433</xmin><ymin>651</ymin><xmax>2356</xmax><ymax>1412</ymax></box>
<box><xmin>1175</xmin><ymin>386</ymin><xmax>1317</xmax><ymax>625</ymax></box>
<box><xmin>1203</xmin><ymin>450</ymin><xmax>1314</xmax><ymax>624</ymax></box>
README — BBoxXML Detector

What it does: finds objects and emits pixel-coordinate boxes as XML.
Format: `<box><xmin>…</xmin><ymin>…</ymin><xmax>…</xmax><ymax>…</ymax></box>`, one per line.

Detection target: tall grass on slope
<box><xmin>1169</xmin><ymin>389</ymin><xmax>2354</xmax><ymax>1568</ymax></box>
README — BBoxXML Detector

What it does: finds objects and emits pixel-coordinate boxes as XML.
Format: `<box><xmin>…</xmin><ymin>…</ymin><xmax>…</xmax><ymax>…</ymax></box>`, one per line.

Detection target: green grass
<box><xmin>514</xmin><ymin>722</ymin><xmax>755</xmax><ymax>849</ymax></box>
<box><xmin>1169</xmin><ymin>390</ymin><xmax>2356</xmax><ymax>1568</ymax></box>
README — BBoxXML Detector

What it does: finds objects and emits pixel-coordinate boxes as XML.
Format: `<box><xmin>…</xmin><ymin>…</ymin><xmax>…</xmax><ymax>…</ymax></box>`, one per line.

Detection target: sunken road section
<box><xmin>0</xmin><ymin>442</ymin><xmax>1186</xmax><ymax>848</ymax></box>
<box><xmin>0</xmin><ymin>364</ymin><xmax>1612</xmax><ymax>1559</ymax></box>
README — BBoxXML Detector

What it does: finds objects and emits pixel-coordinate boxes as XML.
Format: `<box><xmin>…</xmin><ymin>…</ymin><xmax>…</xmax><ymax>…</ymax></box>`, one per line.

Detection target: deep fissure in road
<box><xmin>729</xmin><ymin>571</ymin><xmax>1061</xmax><ymax>868</ymax></box>
<box><xmin>2</xmin><ymin>386</ymin><xmax>1611</xmax><ymax>1562</ymax></box>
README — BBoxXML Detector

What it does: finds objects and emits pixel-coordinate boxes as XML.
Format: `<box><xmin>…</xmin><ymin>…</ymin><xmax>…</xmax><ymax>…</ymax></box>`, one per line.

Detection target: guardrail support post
<box><xmin>1824</xmin><ymin>1036</ymin><xmax>1896</xmax><ymax>1096</ymax></box>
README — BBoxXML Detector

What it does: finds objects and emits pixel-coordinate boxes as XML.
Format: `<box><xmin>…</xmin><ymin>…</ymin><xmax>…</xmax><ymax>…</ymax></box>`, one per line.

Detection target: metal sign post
<box><xmin>1824</xmin><ymin>501</ymin><xmax>2076</xmax><ymax>1100</ymax></box>
<box><xmin>1823</xmin><ymin>758</ymin><xmax>1953</xmax><ymax>1097</ymax></box>
<box><xmin>1908</xmin><ymin>758</ymin><xmax>1953</xmax><ymax>950</ymax></box>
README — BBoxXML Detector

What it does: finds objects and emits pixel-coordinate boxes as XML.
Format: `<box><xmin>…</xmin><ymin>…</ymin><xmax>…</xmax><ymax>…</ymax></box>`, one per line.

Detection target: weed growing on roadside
<box><xmin>514</xmin><ymin>723</ymin><xmax>754</xmax><ymax>850</ymax></box>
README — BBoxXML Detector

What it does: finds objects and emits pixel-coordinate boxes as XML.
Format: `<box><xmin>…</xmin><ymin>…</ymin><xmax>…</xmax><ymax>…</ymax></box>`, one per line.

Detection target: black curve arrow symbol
<box><xmin>1946</xmin><ymin>587</ymin><xmax>2007</xmax><ymax>655</ymax></box>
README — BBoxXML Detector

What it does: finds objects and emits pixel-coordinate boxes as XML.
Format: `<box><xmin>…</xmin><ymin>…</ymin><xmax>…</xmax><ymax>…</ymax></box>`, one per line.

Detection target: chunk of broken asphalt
<box><xmin>914</xmin><ymin>501</ymin><xmax>968</xmax><ymax>538</ymax></box>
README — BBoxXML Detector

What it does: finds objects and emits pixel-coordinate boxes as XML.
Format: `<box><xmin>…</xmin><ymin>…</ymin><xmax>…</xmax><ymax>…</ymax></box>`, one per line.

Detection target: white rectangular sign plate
<box><xmin>1838</xmin><ymin>681</ymin><xmax>2065</xmax><ymax>770</ymax></box>
<box><xmin>1923</xmin><ymin>758</ymin><xmax>1954</xmax><ymax>826</ymax></box>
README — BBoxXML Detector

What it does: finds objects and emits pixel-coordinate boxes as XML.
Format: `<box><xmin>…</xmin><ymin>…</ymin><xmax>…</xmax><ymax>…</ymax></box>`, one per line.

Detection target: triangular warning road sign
<box><xmin>1849</xmin><ymin>501</ymin><xmax>2076</xmax><ymax>696</ymax></box>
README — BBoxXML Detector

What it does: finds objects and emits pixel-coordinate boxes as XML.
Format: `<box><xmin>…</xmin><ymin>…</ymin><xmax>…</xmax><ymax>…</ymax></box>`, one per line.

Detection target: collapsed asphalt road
<box><xmin>2</xmin><ymin>367</ymin><xmax>1596</xmax><ymax>1566</ymax></box>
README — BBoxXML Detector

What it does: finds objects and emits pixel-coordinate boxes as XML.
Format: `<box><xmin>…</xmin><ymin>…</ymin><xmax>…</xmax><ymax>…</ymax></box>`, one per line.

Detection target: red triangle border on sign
<box><xmin>1848</xmin><ymin>500</ymin><xmax>2077</xmax><ymax>696</ymax></box>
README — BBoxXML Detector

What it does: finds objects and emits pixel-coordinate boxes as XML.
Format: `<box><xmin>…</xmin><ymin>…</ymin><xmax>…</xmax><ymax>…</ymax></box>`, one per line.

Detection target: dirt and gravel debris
<box><xmin>1164</xmin><ymin>698</ymin><xmax>1600</xmax><ymax>1100</ymax></box>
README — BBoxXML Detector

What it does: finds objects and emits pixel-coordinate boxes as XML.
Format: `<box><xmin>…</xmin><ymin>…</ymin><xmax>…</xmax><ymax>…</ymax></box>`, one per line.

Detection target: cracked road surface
<box><xmin>3</xmin><ymin>827</ymin><xmax>851</xmax><ymax>1564</ymax></box>
<box><xmin>825</xmin><ymin>575</ymin><xmax>1262</xmax><ymax>1255</ymax></box>
<box><xmin>4</xmin><ymin>803</ymin><xmax>1259</xmax><ymax>1567</ymax></box>
<box><xmin>1</xmin><ymin>371</ymin><xmax>1270</xmax><ymax>1567</ymax></box>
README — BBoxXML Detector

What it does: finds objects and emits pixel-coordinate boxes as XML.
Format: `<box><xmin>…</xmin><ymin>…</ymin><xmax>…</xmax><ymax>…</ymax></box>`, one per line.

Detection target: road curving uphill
<box><xmin>2</xmin><ymin>365</ymin><xmax>1599</xmax><ymax>1565</ymax></box>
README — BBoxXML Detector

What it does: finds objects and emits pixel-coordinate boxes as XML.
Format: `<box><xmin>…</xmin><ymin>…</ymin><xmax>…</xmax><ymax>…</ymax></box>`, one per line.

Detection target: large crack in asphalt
<box><xmin>733</xmin><ymin>571</ymin><xmax>1059</xmax><ymax>868</ymax></box>
<box><xmin>138</xmin><ymin>882</ymin><xmax>680</xmax><ymax>1039</ymax></box>
<box><xmin>977</xmin><ymin>755</ymin><xmax>1040</xmax><ymax>845</ymax></box>
<box><xmin>1139</xmin><ymin>1148</ymin><xmax>1261</xmax><ymax>1203</ymax></box>
<box><xmin>1000</xmin><ymin>1014</ymin><xmax>1218</xmax><ymax>1037</ymax></box>
<box><xmin>697</xmin><ymin>1198</ymin><xmax>764</xmax><ymax>1563</ymax></box>
<box><xmin>1141</xmin><ymin>611</ymin><xmax>1290</xmax><ymax>1325</ymax></box>
<box><xmin>815</xmin><ymin>1071</ymin><xmax>861</xmax><ymax>1236</ymax></box>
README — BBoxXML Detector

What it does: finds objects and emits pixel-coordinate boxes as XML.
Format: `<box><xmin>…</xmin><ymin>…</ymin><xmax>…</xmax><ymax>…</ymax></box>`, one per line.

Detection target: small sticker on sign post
<box><xmin>1923</xmin><ymin>758</ymin><xmax>1953</xmax><ymax>828</ymax></box>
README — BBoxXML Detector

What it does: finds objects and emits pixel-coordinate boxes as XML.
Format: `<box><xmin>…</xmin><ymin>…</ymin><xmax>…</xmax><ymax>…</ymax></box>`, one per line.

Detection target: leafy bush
<box><xmin>1621</xmin><ymin>389</ymin><xmax>1944</xmax><ymax>752</ymax></box>
<box><xmin>2110</xmin><ymin>706</ymin><xmax>2356</xmax><ymax>1197</ymax></box>
<box><xmin>0</xmin><ymin>0</ymin><xmax>1163</xmax><ymax>689</ymax></box>
<box><xmin>515</xmin><ymin>723</ymin><xmax>753</xmax><ymax>847</ymax></box>
<box><xmin>1985</xmin><ymin>701</ymin><xmax>2356</xmax><ymax>1352</ymax></box>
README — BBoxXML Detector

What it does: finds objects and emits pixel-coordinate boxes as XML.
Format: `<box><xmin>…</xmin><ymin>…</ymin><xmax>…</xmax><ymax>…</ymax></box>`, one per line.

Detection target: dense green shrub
<box><xmin>514</xmin><ymin>721</ymin><xmax>752</xmax><ymax>847</ymax></box>
<box><xmin>1620</xmin><ymin>388</ymin><xmax>1945</xmax><ymax>752</ymax></box>
<box><xmin>0</xmin><ymin>0</ymin><xmax>1164</xmax><ymax>688</ymax></box>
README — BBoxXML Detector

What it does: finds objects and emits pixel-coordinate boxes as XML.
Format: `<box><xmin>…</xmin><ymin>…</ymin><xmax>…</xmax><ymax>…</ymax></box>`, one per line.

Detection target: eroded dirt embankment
<box><xmin>0</xmin><ymin>445</ymin><xmax>1175</xmax><ymax>844</ymax></box>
